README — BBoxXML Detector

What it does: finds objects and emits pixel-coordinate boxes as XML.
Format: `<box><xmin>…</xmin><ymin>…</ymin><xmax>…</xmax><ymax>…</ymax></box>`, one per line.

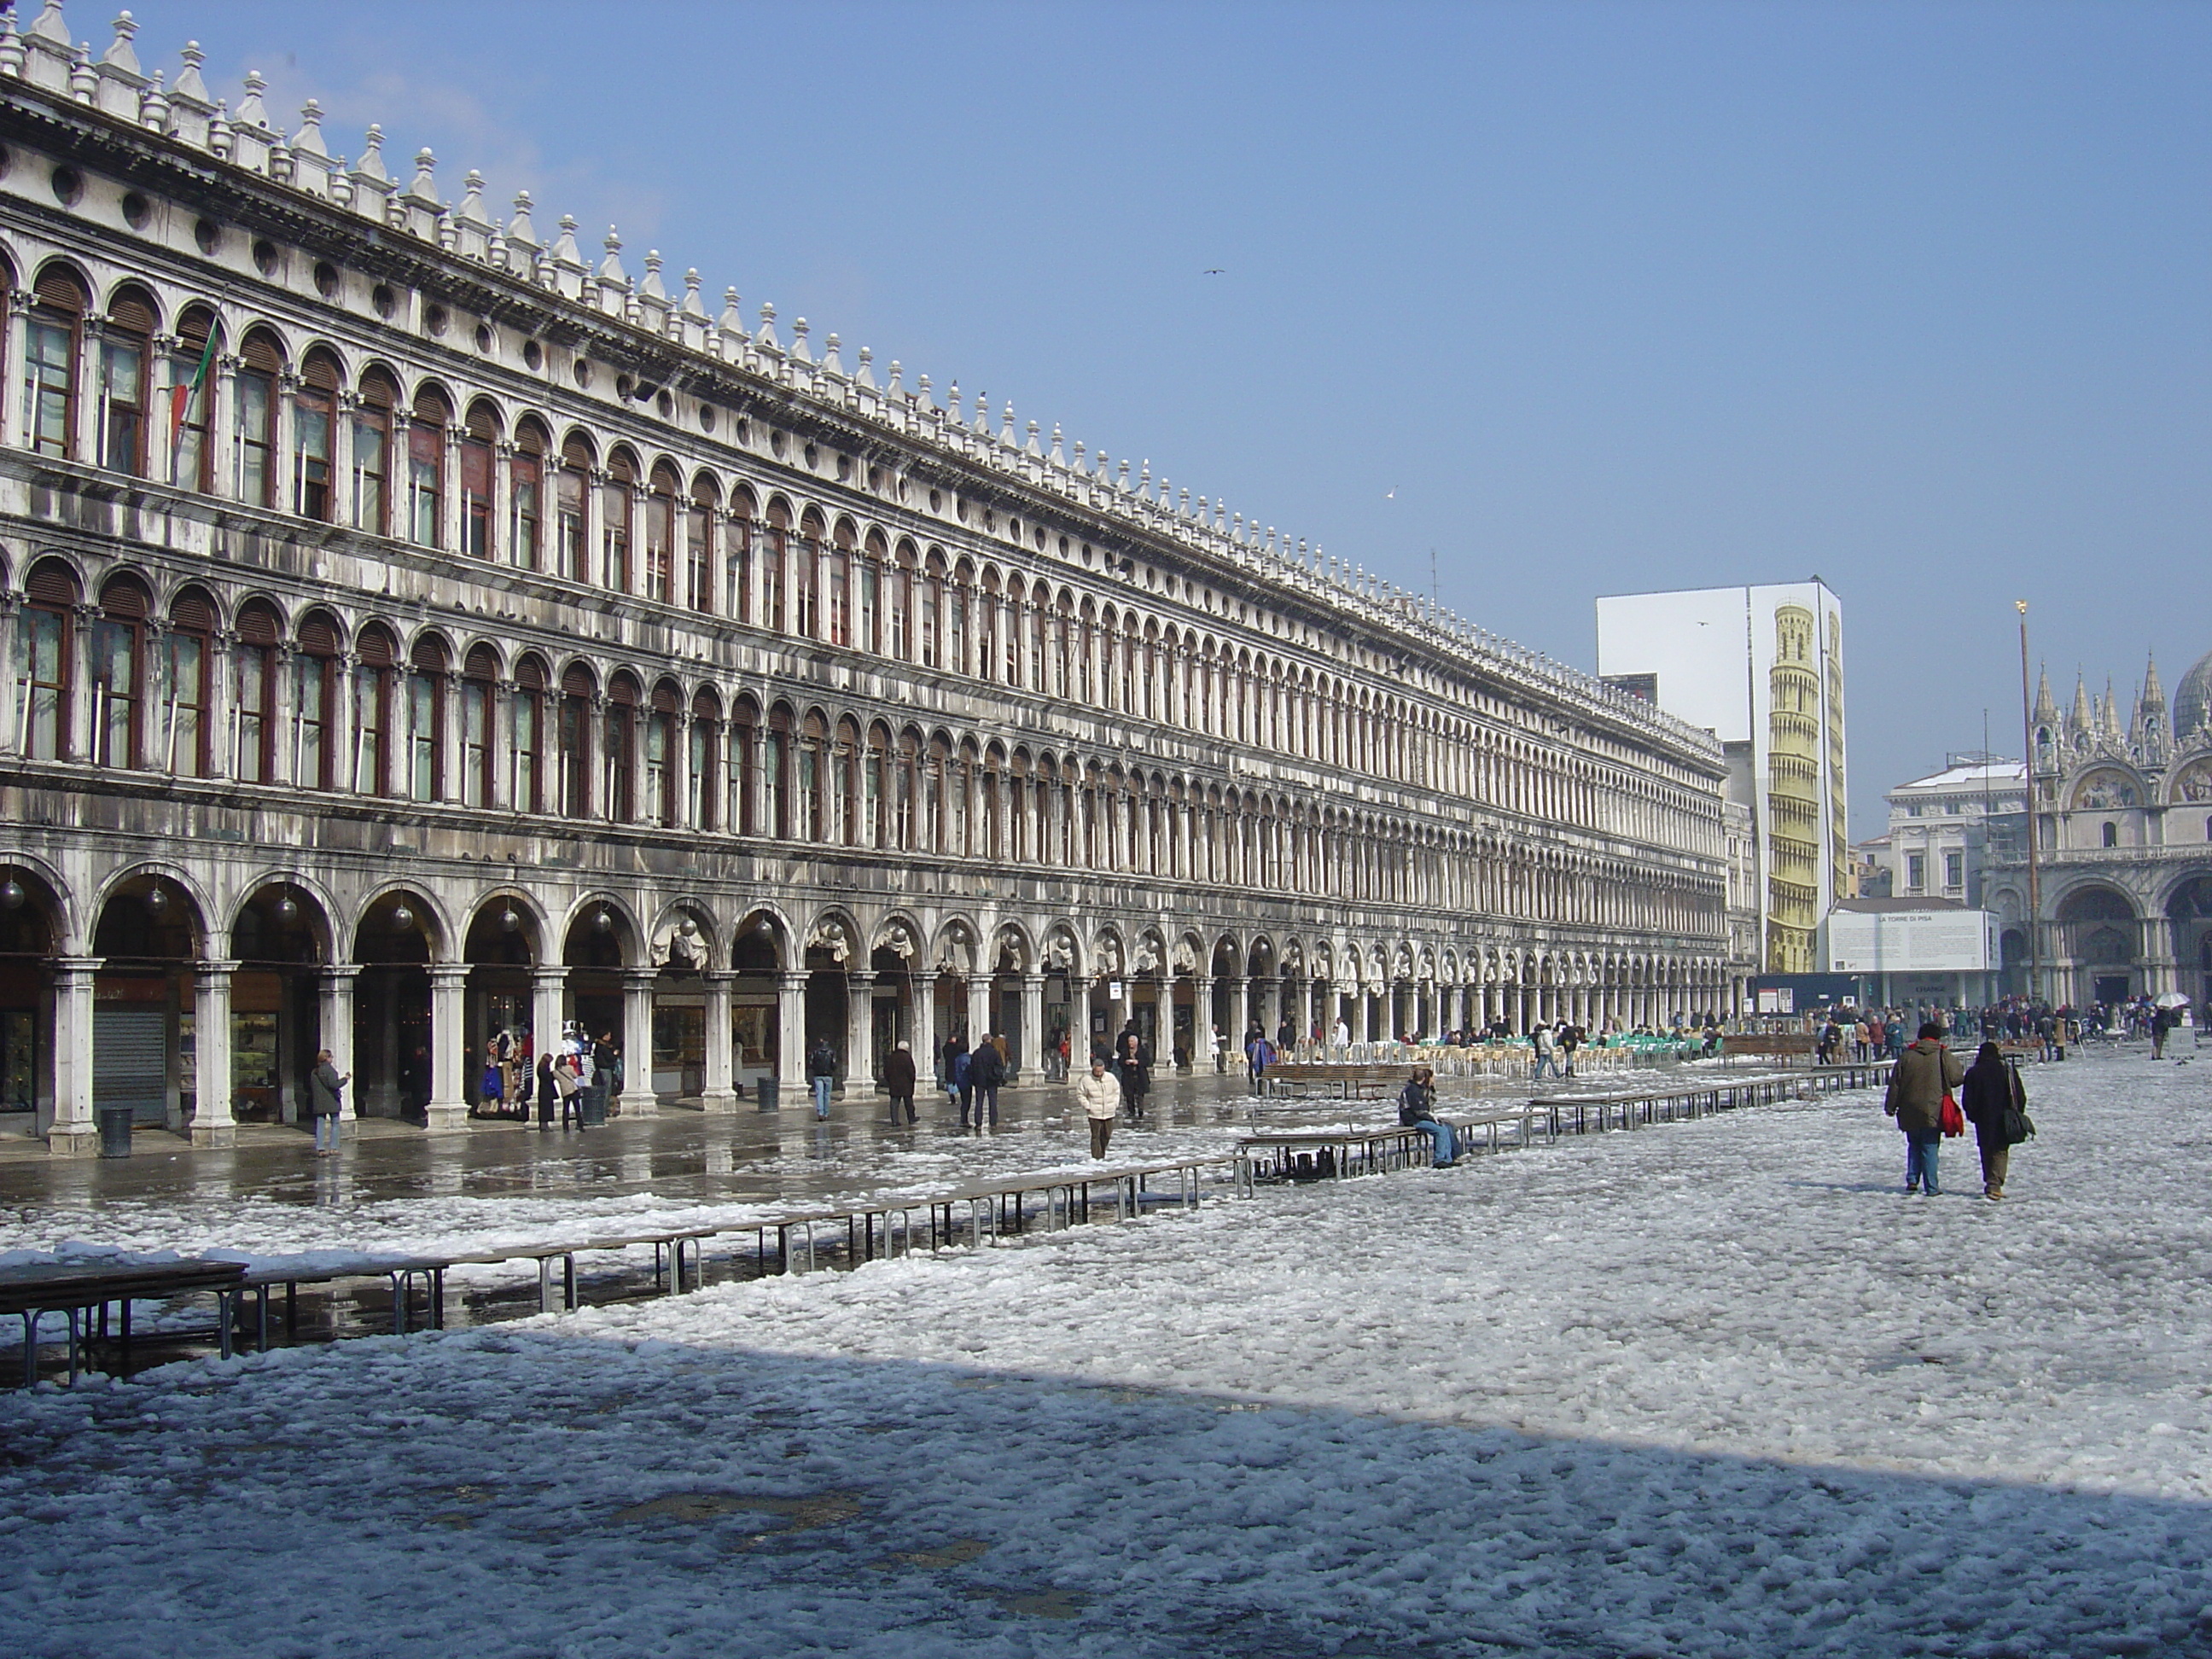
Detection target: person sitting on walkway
<box><xmin>967</xmin><ymin>1033</ymin><xmax>1005</xmax><ymax>1129</ymax></box>
<box><xmin>1077</xmin><ymin>1055</ymin><xmax>1122</xmax><ymax>1159</ymax></box>
<box><xmin>883</xmin><ymin>1040</ymin><xmax>917</xmax><ymax>1126</ymax></box>
<box><xmin>1397</xmin><ymin>1067</ymin><xmax>1456</xmax><ymax>1167</ymax></box>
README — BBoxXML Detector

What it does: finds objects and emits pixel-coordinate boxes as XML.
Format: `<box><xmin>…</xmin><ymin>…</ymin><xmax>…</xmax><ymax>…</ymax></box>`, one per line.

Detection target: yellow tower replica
<box><xmin>1765</xmin><ymin>606</ymin><xmax>1821</xmax><ymax>973</ymax></box>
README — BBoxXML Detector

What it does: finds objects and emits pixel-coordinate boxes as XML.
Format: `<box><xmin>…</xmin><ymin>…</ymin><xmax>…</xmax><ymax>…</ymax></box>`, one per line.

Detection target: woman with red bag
<box><xmin>1883</xmin><ymin>1021</ymin><xmax>1966</xmax><ymax>1197</ymax></box>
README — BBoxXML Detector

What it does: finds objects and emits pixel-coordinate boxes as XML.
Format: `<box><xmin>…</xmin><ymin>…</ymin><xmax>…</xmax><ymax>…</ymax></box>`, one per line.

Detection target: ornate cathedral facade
<box><xmin>0</xmin><ymin>4</ymin><xmax>1733</xmax><ymax>1153</ymax></box>
<box><xmin>1983</xmin><ymin>654</ymin><xmax>2212</xmax><ymax>1011</ymax></box>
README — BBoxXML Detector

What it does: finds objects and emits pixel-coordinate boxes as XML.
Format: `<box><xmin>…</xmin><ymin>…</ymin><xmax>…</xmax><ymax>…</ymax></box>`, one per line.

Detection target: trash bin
<box><xmin>756</xmin><ymin>1075</ymin><xmax>778</xmax><ymax>1112</ymax></box>
<box><xmin>96</xmin><ymin>1105</ymin><xmax>134</xmax><ymax>1159</ymax></box>
<box><xmin>579</xmin><ymin>1084</ymin><xmax>608</xmax><ymax>1127</ymax></box>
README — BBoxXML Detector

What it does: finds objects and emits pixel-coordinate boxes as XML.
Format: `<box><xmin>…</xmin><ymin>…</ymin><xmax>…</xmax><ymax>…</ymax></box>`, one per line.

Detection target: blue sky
<box><xmin>108</xmin><ymin>0</ymin><xmax>2210</xmax><ymax>831</ymax></box>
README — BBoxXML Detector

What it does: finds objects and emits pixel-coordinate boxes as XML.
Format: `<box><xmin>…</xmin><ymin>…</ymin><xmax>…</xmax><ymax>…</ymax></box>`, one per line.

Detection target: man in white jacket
<box><xmin>1075</xmin><ymin>1055</ymin><xmax>1123</xmax><ymax>1160</ymax></box>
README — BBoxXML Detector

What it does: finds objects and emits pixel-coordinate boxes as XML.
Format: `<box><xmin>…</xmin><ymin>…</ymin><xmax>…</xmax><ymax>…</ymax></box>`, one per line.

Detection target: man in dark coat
<box><xmin>1883</xmin><ymin>1022</ymin><xmax>1965</xmax><ymax>1196</ymax></box>
<box><xmin>966</xmin><ymin>1034</ymin><xmax>1005</xmax><ymax>1128</ymax></box>
<box><xmin>308</xmin><ymin>1049</ymin><xmax>348</xmax><ymax>1155</ymax></box>
<box><xmin>882</xmin><ymin>1040</ymin><xmax>918</xmax><ymax>1125</ymax></box>
<box><xmin>1114</xmin><ymin>1031</ymin><xmax>1151</xmax><ymax>1120</ymax></box>
<box><xmin>806</xmin><ymin>1037</ymin><xmax>838</xmax><ymax>1120</ymax></box>
<box><xmin>1959</xmin><ymin>1041</ymin><xmax>2026</xmax><ymax>1202</ymax></box>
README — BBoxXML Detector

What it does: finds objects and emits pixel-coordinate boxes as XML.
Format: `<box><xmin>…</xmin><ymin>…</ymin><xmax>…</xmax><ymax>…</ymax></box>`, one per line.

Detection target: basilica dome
<box><xmin>2175</xmin><ymin>649</ymin><xmax>2212</xmax><ymax>739</ymax></box>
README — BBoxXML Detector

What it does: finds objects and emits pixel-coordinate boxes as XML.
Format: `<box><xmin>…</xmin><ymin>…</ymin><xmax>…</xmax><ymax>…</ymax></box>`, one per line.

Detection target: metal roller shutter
<box><xmin>94</xmin><ymin>1007</ymin><xmax>169</xmax><ymax>1124</ymax></box>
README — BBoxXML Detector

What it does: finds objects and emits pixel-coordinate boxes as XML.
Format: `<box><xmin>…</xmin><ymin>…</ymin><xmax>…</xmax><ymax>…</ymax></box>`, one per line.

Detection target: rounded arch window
<box><xmin>25</xmin><ymin>265</ymin><xmax>88</xmax><ymax>458</ymax></box>
<box><xmin>236</xmin><ymin>329</ymin><xmax>286</xmax><ymax>507</ymax></box>
<box><xmin>293</xmin><ymin>347</ymin><xmax>342</xmax><ymax>520</ymax></box>
<box><xmin>99</xmin><ymin>286</ymin><xmax>159</xmax><ymax>477</ymax></box>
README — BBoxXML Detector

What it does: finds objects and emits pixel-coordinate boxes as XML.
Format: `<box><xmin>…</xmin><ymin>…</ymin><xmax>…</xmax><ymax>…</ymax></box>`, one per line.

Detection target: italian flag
<box><xmin>168</xmin><ymin>329</ymin><xmax>217</xmax><ymax>483</ymax></box>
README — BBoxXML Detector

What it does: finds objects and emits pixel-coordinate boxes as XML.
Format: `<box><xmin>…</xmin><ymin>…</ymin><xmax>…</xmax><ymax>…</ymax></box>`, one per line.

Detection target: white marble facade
<box><xmin>0</xmin><ymin>4</ymin><xmax>1735</xmax><ymax>1153</ymax></box>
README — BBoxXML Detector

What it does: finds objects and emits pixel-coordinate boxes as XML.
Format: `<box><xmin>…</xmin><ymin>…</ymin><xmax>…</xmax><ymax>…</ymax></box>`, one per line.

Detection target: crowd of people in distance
<box><xmin>1812</xmin><ymin>994</ymin><xmax>2190</xmax><ymax>1068</ymax></box>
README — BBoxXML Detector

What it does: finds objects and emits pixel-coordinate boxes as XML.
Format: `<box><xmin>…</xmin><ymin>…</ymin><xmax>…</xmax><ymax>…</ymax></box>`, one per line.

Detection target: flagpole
<box><xmin>2017</xmin><ymin>601</ymin><xmax>2042</xmax><ymax>1007</ymax></box>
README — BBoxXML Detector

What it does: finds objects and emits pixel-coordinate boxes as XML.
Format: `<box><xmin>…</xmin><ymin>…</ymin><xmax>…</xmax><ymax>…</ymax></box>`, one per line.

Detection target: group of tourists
<box><xmin>1882</xmin><ymin>1022</ymin><xmax>2035</xmax><ymax>1201</ymax></box>
<box><xmin>528</xmin><ymin>1024</ymin><xmax>617</xmax><ymax>1132</ymax></box>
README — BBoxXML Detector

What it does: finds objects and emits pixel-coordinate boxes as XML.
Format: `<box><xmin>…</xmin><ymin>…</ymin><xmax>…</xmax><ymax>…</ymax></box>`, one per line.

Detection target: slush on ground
<box><xmin>3</xmin><ymin>1052</ymin><xmax>2207</xmax><ymax>1657</ymax></box>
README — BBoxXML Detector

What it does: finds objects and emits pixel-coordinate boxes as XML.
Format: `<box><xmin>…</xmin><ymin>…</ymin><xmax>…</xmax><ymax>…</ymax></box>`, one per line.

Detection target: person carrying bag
<box><xmin>1883</xmin><ymin>1022</ymin><xmax>1965</xmax><ymax>1197</ymax></box>
<box><xmin>1960</xmin><ymin>1041</ymin><xmax>2032</xmax><ymax>1202</ymax></box>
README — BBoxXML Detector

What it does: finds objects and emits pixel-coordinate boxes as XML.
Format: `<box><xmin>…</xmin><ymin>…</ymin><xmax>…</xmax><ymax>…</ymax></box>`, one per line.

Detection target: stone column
<box><xmin>617</xmin><ymin>968</ymin><xmax>659</xmax><ymax>1117</ymax></box>
<box><xmin>0</xmin><ymin>292</ymin><xmax>29</xmax><ymax>452</ymax></box>
<box><xmin>700</xmin><ymin>970</ymin><xmax>737</xmax><ymax>1112</ymax></box>
<box><xmin>668</xmin><ymin>709</ymin><xmax>692</xmax><ymax>830</ymax></box>
<box><xmin>322</xmin><ymin>966</ymin><xmax>359</xmax><ymax>1114</ymax></box>
<box><xmin>918</xmin><ymin>975</ymin><xmax>943</xmax><ymax>1086</ymax></box>
<box><xmin>191</xmin><ymin>958</ymin><xmax>240</xmax><ymax>1147</ymax></box>
<box><xmin>1192</xmin><ymin>974</ymin><xmax>1215</xmax><ymax>1061</ymax></box>
<box><xmin>844</xmin><ymin>970</ymin><xmax>876</xmax><ymax>1091</ymax></box>
<box><xmin>1018</xmin><ymin>974</ymin><xmax>1045</xmax><ymax>1081</ymax></box>
<box><xmin>47</xmin><ymin>957</ymin><xmax>99</xmax><ymax>1156</ymax></box>
<box><xmin>529</xmin><ymin>965</ymin><xmax>567</xmax><ymax>1073</ymax></box>
<box><xmin>775</xmin><ymin>971</ymin><xmax>807</xmax><ymax>1100</ymax></box>
<box><xmin>966</xmin><ymin>975</ymin><xmax>992</xmax><ymax>1049</ymax></box>
<box><xmin>206</xmin><ymin>630</ymin><xmax>235</xmax><ymax>779</ymax></box>
<box><xmin>270</xmin><ymin>643</ymin><xmax>298</xmax><ymax>785</ymax></box>
<box><xmin>0</xmin><ymin>595</ymin><xmax>20</xmax><ymax>760</ymax></box>
<box><xmin>67</xmin><ymin>602</ymin><xmax>96</xmax><ymax>762</ymax></box>
<box><xmin>424</xmin><ymin>963</ymin><xmax>470</xmax><ymax>1130</ymax></box>
<box><xmin>487</xmin><ymin>680</ymin><xmax>514</xmax><ymax>812</ymax></box>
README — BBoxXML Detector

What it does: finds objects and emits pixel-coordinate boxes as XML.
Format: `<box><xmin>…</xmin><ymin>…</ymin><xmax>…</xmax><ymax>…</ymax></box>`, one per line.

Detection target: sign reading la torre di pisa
<box><xmin>0</xmin><ymin>3</ymin><xmax>1734</xmax><ymax>1154</ymax></box>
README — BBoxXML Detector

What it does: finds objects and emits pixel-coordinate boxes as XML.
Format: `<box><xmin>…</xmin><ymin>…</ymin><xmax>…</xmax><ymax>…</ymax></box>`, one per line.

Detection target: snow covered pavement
<box><xmin>4</xmin><ymin>1051</ymin><xmax>2210</xmax><ymax>1656</ymax></box>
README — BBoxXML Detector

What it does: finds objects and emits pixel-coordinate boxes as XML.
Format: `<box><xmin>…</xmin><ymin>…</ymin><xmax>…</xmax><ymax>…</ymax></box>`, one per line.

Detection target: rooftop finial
<box><xmin>406</xmin><ymin>147</ymin><xmax>439</xmax><ymax>203</ymax></box>
<box><xmin>597</xmin><ymin>226</ymin><xmax>627</xmax><ymax>284</ymax></box>
<box><xmin>291</xmin><ymin>98</ymin><xmax>328</xmax><ymax>157</ymax></box>
<box><xmin>356</xmin><ymin>122</ymin><xmax>389</xmax><ymax>183</ymax></box>
<box><xmin>237</xmin><ymin>67</ymin><xmax>269</xmax><ymax>128</ymax></box>
<box><xmin>172</xmin><ymin>38</ymin><xmax>207</xmax><ymax>102</ymax></box>
<box><xmin>102</xmin><ymin>10</ymin><xmax>140</xmax><ymax>76</ymax></box>
<box><xmin>506</xmin><ymin>189</ymin><xmax>538</xmax><ymax>248</ymax></box>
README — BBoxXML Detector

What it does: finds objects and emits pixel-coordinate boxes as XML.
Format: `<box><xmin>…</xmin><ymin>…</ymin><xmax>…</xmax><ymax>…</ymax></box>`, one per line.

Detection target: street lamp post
<box><xmin>2017</xmin><ymin>600</ymin><xmax>2043</xmax><ymax>1007</ymax></box>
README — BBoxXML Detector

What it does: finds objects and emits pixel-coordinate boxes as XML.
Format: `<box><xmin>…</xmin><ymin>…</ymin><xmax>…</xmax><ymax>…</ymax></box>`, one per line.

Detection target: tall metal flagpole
<box><xmin>2017</xmin><ymin>601</ymin><xmax>2042</xmax><ymax>1007</ymax></box>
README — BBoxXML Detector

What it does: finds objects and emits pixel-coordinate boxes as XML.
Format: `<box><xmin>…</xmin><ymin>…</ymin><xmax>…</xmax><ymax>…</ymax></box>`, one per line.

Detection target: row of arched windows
<box><xmin>14</xmin><ymin>556</ymin><xmax>1724</xmax><ymax>939</ymax></box>
<box><xmin>4</xmin><ymin>251</ymin><xmax>1718</xmax><ymax>859</ymax></box>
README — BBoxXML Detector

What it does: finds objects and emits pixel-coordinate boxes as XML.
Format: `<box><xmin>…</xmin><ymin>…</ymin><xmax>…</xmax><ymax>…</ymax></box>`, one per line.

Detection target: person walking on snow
<box><xmin>966</xmin><ymin>1033</ymin><xmax>1004</xmax><ymax>1129</ymax></box>
<box><xmin>1245</xmin><ymin>1028</ymin><xmax>1277</xmax><ymax>1096</ymax></box>
<box><xmin>806</xmin><ymin>1038</ymin><xmax>837</xmax><ymax>1120</ymax></box>
<box><xmin>1883</xmin><ymin>1021</ymin><xmax>1965</xmax><ymax>1196</ymax></box>
<box><xmin>1960</xmin><ymin>1040</ymin><xmax>2028</xmax><ymax>1202</ymax></box>
<box><xmin>308</xmin><ymin>1049</ymin><xmax>348</xmax><ymax>1155</ymax></box>
<box><xmin>882</xmin><ymin>1040</ymin><xmax>917</xmax><ymax>1125</ymax></box>
<box><xmin>1077</xmin><ymin>1054</ymin><xmax>1122</xmax><ymax>1159</ymax></box>
<box><xmin>1115</xmin><ymin>1030</ymin><xmax>1151</xmax><ymax>1120</ymax></box>
<box><xmin>1532</xmin><ymin>1022</ymin><xmax>1560</xmax><ymax>1080</ymax></box>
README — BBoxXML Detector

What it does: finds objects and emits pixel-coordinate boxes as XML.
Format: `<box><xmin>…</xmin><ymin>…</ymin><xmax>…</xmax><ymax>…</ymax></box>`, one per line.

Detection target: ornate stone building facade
<box><xmin>0</xmin><ymin>5</ymin><xmax>1732</xmax><ymax>1153</ymax></box>
<box><xmin>1983</xmin><ymin>655</ymin><xmax>2212</xmax><ymax>1010</ymax></box>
